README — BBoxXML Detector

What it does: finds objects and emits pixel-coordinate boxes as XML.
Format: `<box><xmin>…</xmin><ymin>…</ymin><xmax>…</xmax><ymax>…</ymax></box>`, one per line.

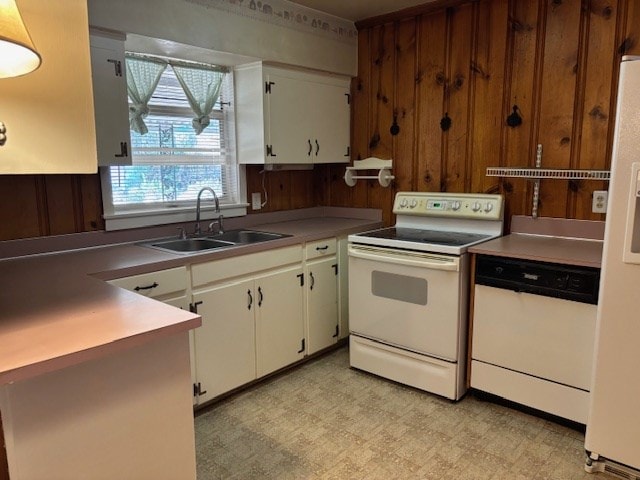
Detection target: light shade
<box><xmin>0</xmin><ymin>0</ymin><xmax>41</xmax><ymax>78</ymax></box>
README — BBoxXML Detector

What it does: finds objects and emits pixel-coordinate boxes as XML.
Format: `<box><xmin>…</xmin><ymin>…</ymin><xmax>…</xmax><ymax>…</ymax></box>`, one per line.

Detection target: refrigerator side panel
<box><xmin>585</xmin><ymin>57</ymin><xmax>640</xmax><ymax>469</ymax></box>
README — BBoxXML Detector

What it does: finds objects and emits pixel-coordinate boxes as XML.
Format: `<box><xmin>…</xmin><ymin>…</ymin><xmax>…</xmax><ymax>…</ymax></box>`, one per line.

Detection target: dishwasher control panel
<box><xmin>475</xmin><ymin>255</ymin><xmax>601</xmax><ymax>305</ymax></box>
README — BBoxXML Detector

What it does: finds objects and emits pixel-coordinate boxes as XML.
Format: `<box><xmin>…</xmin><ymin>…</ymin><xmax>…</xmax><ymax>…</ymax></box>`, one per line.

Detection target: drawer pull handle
<box><xmin>134</xmin><ymin>282</ymin><xmax>158</xmax><ymax>291</ymax></box>
<box><xmin>316</xmin><ymin>246</ymin><xmax>329</xmax><ymax>251</ymax></box>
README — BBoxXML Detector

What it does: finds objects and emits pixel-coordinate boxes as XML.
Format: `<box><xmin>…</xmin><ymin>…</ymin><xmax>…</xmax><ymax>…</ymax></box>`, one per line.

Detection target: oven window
<box><xmin>371</xmin><ymin>271</ymin><xmax>428</xmax><ymax>305</ymax></box>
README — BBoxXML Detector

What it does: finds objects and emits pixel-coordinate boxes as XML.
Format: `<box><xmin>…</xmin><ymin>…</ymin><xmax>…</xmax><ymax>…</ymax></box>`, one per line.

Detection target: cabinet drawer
<box><xmin>109</xmin><ymin>267</ymin><xmax>187</xmax><ymax>298</ymax></box>
<box><xmin>305</xmin><ymin>238</ymin><xmax>336</xmax><ymax>259</ymax></box>
<box><xmin>192</xmin><ymin>245</ymin><xmax>303</xmax><ymax>287</ymax></box>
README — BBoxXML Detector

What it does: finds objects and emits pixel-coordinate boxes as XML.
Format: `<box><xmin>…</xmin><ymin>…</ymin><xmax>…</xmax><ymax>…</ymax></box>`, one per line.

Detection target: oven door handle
<box><xmin>348</xmin><ymin>246</ymin><xmax>459</xmax><ymax>271</ymax></box>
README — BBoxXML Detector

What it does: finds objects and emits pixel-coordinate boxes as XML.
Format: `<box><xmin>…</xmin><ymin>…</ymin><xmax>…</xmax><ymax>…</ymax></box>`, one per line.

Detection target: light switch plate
<box><xmin>252</xmin><ymin>192</ymin><xmax>262</xmax><ymax>210</ymax></box>
<box><xmin>592</xmin><ymin>190</ymin><xmax>608</xmax><ymax>214</ymax></box>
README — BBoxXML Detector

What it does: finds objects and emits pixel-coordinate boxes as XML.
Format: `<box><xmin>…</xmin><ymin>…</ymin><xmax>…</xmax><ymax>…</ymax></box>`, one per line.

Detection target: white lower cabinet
<box><xmin>192</xmin><ymin>279</ymin><xmax>256</xmax><ymax>404</ymax></box>
<box><xmin>305</xmin><ymin>238</ymin><xmax>339</xmax><ymax>355</ymax></box>
<box><xmin>190</xmin><ymin>246</ymin><xmax>305</xmax><ymax>404</ymax></box>
<box><xmin>255</xmin><ymin>266</ymin><xmax>305</xmax><ymax>377</ymax></box>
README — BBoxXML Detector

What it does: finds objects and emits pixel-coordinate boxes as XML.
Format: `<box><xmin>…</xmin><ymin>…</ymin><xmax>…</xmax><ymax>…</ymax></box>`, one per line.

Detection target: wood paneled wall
<box><xmin>317</xmin><ymin>0</ymin><xmax>640</xmax><ymax>227</ymax></box>
<box><xmin>1</xmin><ymin>0</ymin><xmax>639</xmax><ymax>241</ymax></box>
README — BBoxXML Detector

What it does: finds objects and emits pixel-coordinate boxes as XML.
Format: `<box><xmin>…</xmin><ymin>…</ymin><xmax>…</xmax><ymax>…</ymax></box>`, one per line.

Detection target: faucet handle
<box><xmin>177</xmin><ymin>226</ymin><xmax>187</xmax><ymax>239</ymax></box>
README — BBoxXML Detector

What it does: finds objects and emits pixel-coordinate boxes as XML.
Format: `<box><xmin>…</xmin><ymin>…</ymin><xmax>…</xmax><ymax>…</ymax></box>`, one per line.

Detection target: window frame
<box><xmin>100</xmin><ymin>58</ymin><xmax>247</xmax><ymax>231</ymax></box>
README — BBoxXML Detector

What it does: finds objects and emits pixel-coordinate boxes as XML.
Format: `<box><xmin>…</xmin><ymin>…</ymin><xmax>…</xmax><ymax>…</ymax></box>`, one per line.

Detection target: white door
<box><xmin>255</xmin><ymin>265</ymin><xmax>305</xmax><ymax>376</ymax></box>
<box><xmin>348</xmin><ymin>246</ymin><xmax>463</xmax><ymax>361</ymax></box>
<box><xmin>193</xmin><ymin>279</ymin><xmax>256</xmax><ymax>403</ymax></box>
<box><xmin>310</xmin><ymin>81</ymin><xmax>350</xmax><ymax>164</ymax></box>
<box><xmin>265</xmin><ymin>73</ymin><xmax>312</xmax><ymax>164</ymax></box>
<box><xmin>307</xmin><ymin>257</ymin><xmax>339</xmax><ymax>354</ymax></box>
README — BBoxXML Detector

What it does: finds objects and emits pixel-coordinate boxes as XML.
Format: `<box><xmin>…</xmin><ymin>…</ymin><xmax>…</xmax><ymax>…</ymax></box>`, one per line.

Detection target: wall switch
<box><xmin>251</xmin><ymin>192</ymin><xmax>262</xmax><ymax>210</ymax></box>
<box><xmin>592</xmin><ymin>190</ymin><xmax>608</xmax><ymax>214</ymax></box>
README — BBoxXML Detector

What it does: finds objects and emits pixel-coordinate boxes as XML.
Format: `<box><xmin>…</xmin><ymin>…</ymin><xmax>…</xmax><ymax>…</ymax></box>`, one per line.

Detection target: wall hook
<box><xmin>390</xmin><ymin>114</ymin><xmax>400</xmax><ymax>136</ymax></box>
<box><xmin>440</xmin><ymin>113</ymin><xmax>451</xmax><ymax>132</ymax></box>
<box><xmin>506</xmin><ymin>105</ymin><xmax>523</xmax><ymax>127</ymax></box>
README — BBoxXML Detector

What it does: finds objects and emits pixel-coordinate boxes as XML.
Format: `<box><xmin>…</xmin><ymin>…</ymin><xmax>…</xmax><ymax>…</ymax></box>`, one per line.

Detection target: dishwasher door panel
<box><xmin>472</xmin><ymin>284</ymin><xmax>596</xmax><ymax>390</ymax></box>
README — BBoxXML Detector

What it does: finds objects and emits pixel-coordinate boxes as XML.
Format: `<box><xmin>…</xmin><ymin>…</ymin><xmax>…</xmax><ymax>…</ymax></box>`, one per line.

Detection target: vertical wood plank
<box><xmin>443</xmin><ymin>4</ymin><xmax>474</xmax><ymax>193</ymax></box>
<box><xmin>502</xmin><ymin>0</ymin><xmax>543</xmax><ymax>220</ymax></box>
<box><xmin>469</xmin><ymin>0</ymin><xmax>509</xmax><ymax>195</ymax></box>
<box><xmin>267</xmin><ymin>170</ymin><xmax>291</xmax><ymax>212</ymax></box>
<box><xmin>351</xmin><ymin>30</ymin><xmax>372</xmax><ymax>208</ymax></box>
<box><xmin>393</xmin><ymin>18</ymin><xmax>418</xmax><ymax>195</ymax></box>
<box><xmin>78</xmin><ymin>174</ymin><xmax>105</xmax><ymax>231</ymax></box>
<box><xmin>0</xmin><ymin>175</ymin><xmax>41</xmax><ymax>240</ymax></box>
<box><xmin>290</xmin><ymin>169</ymin><xmax>315</xmax><ymax>209</ymax></box>
<box><xmin>621</xmin><ymin>0</ymin><xmax>640</xmax><ymax>55</ymax></box>
<box><xmin>573</xmin><ymin>0</ymin><xmax>619</xmax><ymax>220</ymax></box>
<box><xmin>536</xmin><ymin>0</ymin><xmax>582</xmax><ymax>218</ymax></box>
<box><xmin>44</xmin><ymin>175</ymin><xmax>78</xmax><ymax>235</ymax></box>
<box><xmin>416</xmin><ymin>10</ymin><xmax>448</xmax><ymax>193</ymax></box>
<box><xmin>368</xmin><ymin>23</ymin><xmax>396</xmax><ymax>225</ymax></box>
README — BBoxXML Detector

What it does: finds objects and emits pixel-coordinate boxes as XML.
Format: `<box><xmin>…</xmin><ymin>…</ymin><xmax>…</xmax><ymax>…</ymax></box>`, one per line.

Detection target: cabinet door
<box><xmin>265</xmin><ymin>73</ymin><xmax>313</xmax><ymax>164</ymax></box>
<box><xmin>307</xmin><ymin>257</ymin><xmax>339</xmax><ymax>354</ymax></box>
<box><xmin>255</xmin><ymin>265</ymin><xmax>305</xmax><ymax>376</ymax></box>
<box><xmin>193</xmin><ymin>279</ymin><xmax>256</xmax><ymax>404</ymax></box>
<box><xmin>90</xmin><ymin>34</ymin><xmax>132</xmax><ymax>166</ymax></box>
<box><xmin>309</xmin><ymin>81</ymin><xmax>350</xmax><ymax>164</ymax></box>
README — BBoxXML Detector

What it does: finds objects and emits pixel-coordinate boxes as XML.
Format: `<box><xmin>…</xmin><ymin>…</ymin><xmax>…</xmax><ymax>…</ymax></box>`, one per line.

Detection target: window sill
<box><xmin>103</xmin><ymin>204</ymin><xmax>248</xmax><ymax>231</ymax></box>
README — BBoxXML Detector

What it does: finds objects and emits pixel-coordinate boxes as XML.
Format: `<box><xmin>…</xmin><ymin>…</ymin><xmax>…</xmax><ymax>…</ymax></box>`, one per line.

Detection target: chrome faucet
<box><xmin>195</xmin><ymin>187</ymin><xmax>224</xmax><ymax>235</ymax></box>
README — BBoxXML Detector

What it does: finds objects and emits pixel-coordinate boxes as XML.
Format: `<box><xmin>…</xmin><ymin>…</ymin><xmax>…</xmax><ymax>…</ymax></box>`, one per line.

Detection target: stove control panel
<box><xmin>393</xmin><ymin>192</ymin><xmax>503</xmax><ymax>220</ymax></box>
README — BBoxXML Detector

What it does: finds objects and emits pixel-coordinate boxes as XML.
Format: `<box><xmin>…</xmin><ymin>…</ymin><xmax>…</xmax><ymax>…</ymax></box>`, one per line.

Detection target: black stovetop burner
<box><xmin>358</xmin><ymin>227</ymin><xmax>492</xmax><ymax>247</ymax></box>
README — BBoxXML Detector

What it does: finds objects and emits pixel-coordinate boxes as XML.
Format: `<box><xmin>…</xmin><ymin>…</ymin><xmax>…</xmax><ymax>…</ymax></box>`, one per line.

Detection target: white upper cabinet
<box><xmin>0</xmin><ymin>0</ymin><xmax>97</xmax><ymax>174</ymax></box>
<box><xmin>90</xmin><ymin>33</ymin><xmax>132</xmax><ymax>166</ymax></box>
<box><xmin>235</xmin><ymin>63</ymin><xmax>351</xmax><ymax>165</ymax></box>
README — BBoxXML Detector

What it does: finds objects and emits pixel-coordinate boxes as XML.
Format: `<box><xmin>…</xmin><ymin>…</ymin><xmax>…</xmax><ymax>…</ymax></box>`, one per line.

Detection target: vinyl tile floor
<box><xmin>195</xmin><ymin>347</ymin><xmax>607</xmax><ymax>480</ymax></box>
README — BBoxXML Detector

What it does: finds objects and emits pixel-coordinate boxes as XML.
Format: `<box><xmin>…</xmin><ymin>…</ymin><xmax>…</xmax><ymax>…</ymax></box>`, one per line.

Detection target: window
<box><xmin>101</xmin><ymin>54</ymin><xmax>245</xmax><ymax>230</ymax></box>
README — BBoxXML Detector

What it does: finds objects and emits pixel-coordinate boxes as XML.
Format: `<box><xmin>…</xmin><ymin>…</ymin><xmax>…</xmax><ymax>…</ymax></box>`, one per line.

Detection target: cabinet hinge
<box><xmin>297</xmin><ymin>338</ymin><xmax>306</xmax><ymax>353</ymax></box>
<box><xmin>265</xmin><ymin>81</ymin><xmax>275</xmax><ymax>94</ymax></box>
<box><xmin>189</xmin><ymin>301</ymin><xmax>203</xmax><ymax>314</ymax></box>
<box><xmin>345</xmin><ymin>93</ymin><xmax>351</xmax><ymax>104</ymax></box>
<box><xmin>266</xmin><ymin>144</ymin><xmax>277</xmax><ymax>157</ymax></box>
<box><xmin>193</xmin><ymin>382</ymin><xmax>207</xmax><ymax>397</ymax></box>
<box><xmin>333</xmin><ymin>324</ymin><xmax>339</xmax><ymax>338</ymax></box>
<box><xmin>332</xmin><ymin>263</ymin><xmax>338</xmax><ymax>275</ymax></box>
<box><xmin>114</xmin><ymin>141</ymin><xmax>129</xmax><ymax>158</ymax></box>
<box><xmin>107</xmin><ymin>58</ymin><xmax>122</xmax><ymax>77</ymax></box>
<box><xmin>297</xmin><ymin>273</ymin><xmax>304</xmax><ymax>287</ymax></box>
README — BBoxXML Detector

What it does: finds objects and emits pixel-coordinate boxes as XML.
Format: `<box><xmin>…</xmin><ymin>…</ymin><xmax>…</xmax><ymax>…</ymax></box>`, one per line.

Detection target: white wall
<box><xmin>88</xmin><ymin>0</ymin><xmax>357</xmax><ymax>76</ymax></box>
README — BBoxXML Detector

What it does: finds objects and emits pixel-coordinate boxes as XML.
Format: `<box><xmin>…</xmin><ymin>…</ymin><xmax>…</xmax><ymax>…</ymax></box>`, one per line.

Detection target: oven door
<box><xmin>348</xmin><ymin>244</ymin><xmax>467</xmax><ymax>362</ymax></box>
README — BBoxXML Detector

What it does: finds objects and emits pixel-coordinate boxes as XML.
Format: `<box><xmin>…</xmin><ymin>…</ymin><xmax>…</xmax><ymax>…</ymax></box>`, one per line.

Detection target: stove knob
<box><xmin>410</xmin><ymin>199</ymin><xmax>418</xmax><ymax>209</ymax></box>
<box><xmin>451</xmin><ymin>201</ymin><xmax>461</xmax><ymax>211</ymax></box>
<box><xmin>484</xmin><ymin>202</ymin><xmax>494</xmax><ymax>213</ymax></box>
<box><xmin>472</xmin><ymin>201</ymin><xmax>482</xmax><ymax>212</ymax></box>
<box><xmin>400</xmin><ymin>198</ymin><xmax>408</xmax><ymax>208</ymax></box>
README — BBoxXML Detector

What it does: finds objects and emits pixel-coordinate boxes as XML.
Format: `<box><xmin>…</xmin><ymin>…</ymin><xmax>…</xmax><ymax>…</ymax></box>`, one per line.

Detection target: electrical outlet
<box><xmin>252</xmin><ymin>192</ymin><xmax>262</xmax><ymax>210</ymax></box>
<box><xmin>592</xmin><ymin>190</ymin><xmax>608</xmax><ymax>214</ymax></box>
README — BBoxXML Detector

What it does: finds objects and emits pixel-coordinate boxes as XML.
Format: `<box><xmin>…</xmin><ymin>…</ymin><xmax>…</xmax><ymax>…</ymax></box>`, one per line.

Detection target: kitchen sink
<box><xmin>208</xmin><ymin>229</ymin><xmax>286</xmax><ymax>244</ymax></box>
<box><xmin>141</xmin><ymin>229</ymin><xmax>287</xmax><ymax>255</ymax></box>
<box><xmin>147</xmin><ymin>238</ymin><xmax>235</xmax><ymax>254</ymax></box>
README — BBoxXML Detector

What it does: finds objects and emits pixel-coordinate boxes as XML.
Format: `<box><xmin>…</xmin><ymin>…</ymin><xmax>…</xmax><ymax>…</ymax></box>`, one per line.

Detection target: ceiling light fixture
<box><xmin>0</xmin><ymin>0</ymin><xmax>41</xmax><ymax>78</ymax></box>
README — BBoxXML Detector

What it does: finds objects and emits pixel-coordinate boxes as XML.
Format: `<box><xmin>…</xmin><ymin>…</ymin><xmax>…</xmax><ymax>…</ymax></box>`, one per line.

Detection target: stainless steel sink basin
<box><xmin>209</xmin><ymin>230</ymin><xmax>286</xmax><ymax>244</ymax></box>
<box><xmin>141</xmin><ymin>229</ymin><xmax>287</xmax><ymax>255</ymax></box>
<box><xmin>147</xmin><ymin>238</ymin><xmax>235</xmax><ymax>253</ymax></box>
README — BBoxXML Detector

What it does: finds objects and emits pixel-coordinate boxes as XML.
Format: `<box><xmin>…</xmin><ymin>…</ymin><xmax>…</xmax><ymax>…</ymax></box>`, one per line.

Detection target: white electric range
<box><xmin>348</xmin><ymin>192</ymin><xmax>504</xmax><ymax>400</ymax></box>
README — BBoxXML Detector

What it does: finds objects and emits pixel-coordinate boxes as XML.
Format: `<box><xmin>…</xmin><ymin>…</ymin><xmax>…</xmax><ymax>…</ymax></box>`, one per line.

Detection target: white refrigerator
<box><xmin>585</xmin><ymin>55</ymin><xmax>640</xmax><ymax>475</ymax></box>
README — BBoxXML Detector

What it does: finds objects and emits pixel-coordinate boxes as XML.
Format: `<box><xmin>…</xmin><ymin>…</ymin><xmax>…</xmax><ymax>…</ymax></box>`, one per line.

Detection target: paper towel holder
<box><xmin>344</xmin><ymin>157</ymin><xmax>394</xmax><ymax>187</ymax></box>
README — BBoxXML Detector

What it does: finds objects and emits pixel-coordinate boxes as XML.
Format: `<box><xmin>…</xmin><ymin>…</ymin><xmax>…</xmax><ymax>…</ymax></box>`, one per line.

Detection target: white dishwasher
<box><xmin>470</xmin><ymin>255</ymin><xmax>600</xmax><ymax>424</ymax></box>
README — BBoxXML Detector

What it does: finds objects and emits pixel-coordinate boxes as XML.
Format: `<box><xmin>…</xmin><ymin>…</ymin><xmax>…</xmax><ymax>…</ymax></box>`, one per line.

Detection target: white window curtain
<box><xmin>172</xmin><ymin>64</ymin><xmax>226</xmax><ymax>135</ymax></box>
<box><xmin>125</xmin><ymin>55</ymin><xmax>167</xmax><ymax>134</ymax></box>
